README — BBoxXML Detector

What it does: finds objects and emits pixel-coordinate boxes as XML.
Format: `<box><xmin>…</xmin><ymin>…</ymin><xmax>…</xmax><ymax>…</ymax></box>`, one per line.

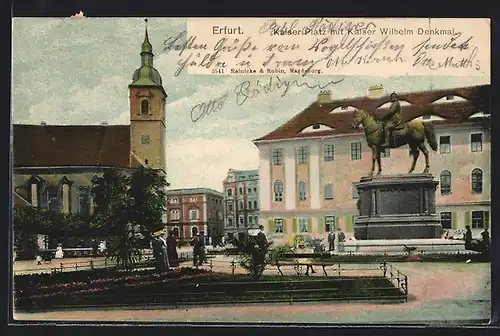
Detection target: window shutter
<box><xmin>451</xmin><ymin>212</ymin><xmax>457</xmax><ymax>229</ymax></box>
<box><xmin>292</xmin><ymin>218</ymin><xmax>298</xmax><ymax>233</ymax></box>
<box><xmin>268</xmin><ymin>218</ymin><xmax>275</xmax><ymax>233</ymax></box>
<box><xmin>317</xmin><ymin>217</ymin><xmax>323</xmax><ymax>233</ymax></box>
<box><xmin>465</xmin><ymin>211</ymin><xmax>471</xmax><ymax>227</ymax></box>
<box><xmin>346</xmin><ymin>216</ymin><xmax>353</xmax><ymax>232</ymax></box>
<box><xmin>308</xmin><ymin>218</ymin><xmax>312</xmax><ymax>233</ymax></box>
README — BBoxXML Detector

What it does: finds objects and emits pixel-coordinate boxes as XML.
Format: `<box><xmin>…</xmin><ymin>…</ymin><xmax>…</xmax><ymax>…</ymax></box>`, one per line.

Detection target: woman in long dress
<box><xmin>166</xmin><ymin>231</ymin><xmax>179</xmax><ymax>267</ymax></box>
<box><xmin>54</xmin><ymin>244</ymin><xmax>64</xmax><ymax>259</ymax></box>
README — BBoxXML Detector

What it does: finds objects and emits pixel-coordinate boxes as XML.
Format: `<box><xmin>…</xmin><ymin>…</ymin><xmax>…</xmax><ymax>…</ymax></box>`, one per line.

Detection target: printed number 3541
<box><xmin>212</xmin><ymin>68</ymin><xmax>225</xmax><ymax>74</ymax></box>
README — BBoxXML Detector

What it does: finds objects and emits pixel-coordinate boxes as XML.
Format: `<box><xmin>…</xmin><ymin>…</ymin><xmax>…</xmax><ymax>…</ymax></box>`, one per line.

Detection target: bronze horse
<box><xmin>352</xmin><ymin>109</ymin><xmax>438</xmax><ymax>176</ymax></box>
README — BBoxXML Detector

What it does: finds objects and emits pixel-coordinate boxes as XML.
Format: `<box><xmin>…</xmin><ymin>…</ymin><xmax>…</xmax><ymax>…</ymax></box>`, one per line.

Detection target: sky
<box><xmin>11</xmin><ymin>17</ymin><xmax>490</xmax><ymax>192</ymax></box>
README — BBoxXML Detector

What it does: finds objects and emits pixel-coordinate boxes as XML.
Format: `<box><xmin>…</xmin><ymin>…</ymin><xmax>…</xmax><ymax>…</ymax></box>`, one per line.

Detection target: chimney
<box><xmin>101</xmin><ymin>122</ymin><xmax>108</xmax><ymax>125</ymax></box>
<box><xmin>317</xmin><ymin>90</ymin><xmax>332</xmax><ymax>104</ymax></box>
<box><xmin>40</xmin><ymin>121</ymin><xmax>47</xmax><ymax>126</ymax></box>
<box><xmin>368</xmin><ymin>85</ymin><xmax>384</xmax><ymax>99</ymax></box>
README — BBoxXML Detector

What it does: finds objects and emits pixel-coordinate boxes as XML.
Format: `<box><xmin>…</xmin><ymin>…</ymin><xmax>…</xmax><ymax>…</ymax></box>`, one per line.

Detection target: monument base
<box><xmin>354</xmin><ymin>173</ymin><xmax>442</xmax><ymax>240</ymax></box>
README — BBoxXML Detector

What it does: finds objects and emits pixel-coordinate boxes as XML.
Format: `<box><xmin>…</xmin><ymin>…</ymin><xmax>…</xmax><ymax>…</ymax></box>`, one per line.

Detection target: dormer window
<box><xmin>312</xmin><ymin>124</ymin><xmax>320</xmax><ymax>130</ymax></box>
<box><xmin>341</xmin><ymin>105</ymin><xmax>348</xmax><ymax>110</ymax></box>
<box><xmin>446</xmin><ymin>95</ymin><xmax>454</xmax><ymax>101</ymax></box>
<box><xmin>422</xmin><ymin>114</ymin><xmax>431</xmax><ymax>120</ymax></box>
<box><xmin>141</xmin><ymin>99</ymin><xmax>149</xmax><ymax>115</ymax></box>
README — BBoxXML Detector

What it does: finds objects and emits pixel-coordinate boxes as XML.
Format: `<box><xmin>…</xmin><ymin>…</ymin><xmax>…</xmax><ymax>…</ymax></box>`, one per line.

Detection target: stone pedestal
<box><xmin>354</xmin><ymin>174</ymin><xmax>442</xmax><ymax>240</ymax></box>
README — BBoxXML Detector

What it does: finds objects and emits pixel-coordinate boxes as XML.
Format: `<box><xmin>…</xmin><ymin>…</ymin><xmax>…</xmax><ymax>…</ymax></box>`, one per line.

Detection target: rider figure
<box><xmin>380</xmin><ymin>92</ymin><xmax>401</xmax><ymax>147</ymax></box>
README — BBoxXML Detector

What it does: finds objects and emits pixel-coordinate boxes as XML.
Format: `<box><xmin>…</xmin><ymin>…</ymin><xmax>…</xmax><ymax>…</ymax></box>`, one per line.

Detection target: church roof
<box><xmin>254</xmin><ymin>84</ymin><xmax>490</xmax><ymax>142</ymax></box>
<box><xmin>13</xmin><ymin>124</ymin><xmax>131</xmax><ymax>168</ymax></box>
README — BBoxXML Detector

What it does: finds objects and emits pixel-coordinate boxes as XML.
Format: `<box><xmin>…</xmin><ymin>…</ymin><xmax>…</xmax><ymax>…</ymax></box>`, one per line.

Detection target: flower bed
<box><xmin>15</xmin><ymin>270</ymin><xmax>406</xmax><ymax>311</ymax></box>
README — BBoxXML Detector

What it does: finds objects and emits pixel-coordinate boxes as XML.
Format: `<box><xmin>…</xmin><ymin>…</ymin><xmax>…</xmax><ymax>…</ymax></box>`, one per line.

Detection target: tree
<box><xmin>13</xmin><ymin>206</ymin><xmax>47</xmax><ymax>256</ymax></box>
<box><xmin>91</xmin><ymin>167</ymin><xmax>168</xmax><ymax>270</ymax></box>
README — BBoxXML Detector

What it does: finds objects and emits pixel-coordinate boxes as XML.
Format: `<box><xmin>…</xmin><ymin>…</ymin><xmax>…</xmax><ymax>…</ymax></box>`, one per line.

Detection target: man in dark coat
<box><xmin>380</xmin><ymin>92</ymin><xmax>402</xmax><ymax>147</ymax></box>
<box><xmin>166</xmin><ymin>230</ymin><xmax>179</xmax><ymax>267</ymax></box>
<box><xmin>256</xmin><ymin>225</ymin><xmax>268</xmax><ymax>248</ymax></box>
<box><xmin>190</xmin><ymin>234</ymin><xmax>201</xmax><ymax>267</ymax></box>
<box><xmin>327</xmin><ymin>231</ymin><xmax>335</xmax><ymax>252</ymax></box>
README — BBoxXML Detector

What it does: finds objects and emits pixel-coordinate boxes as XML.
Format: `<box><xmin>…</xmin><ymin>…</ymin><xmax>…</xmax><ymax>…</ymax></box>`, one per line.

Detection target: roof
<box><xmin>167</xmin><ymin>188</ymin><xmax>224</xmax><ymax>197</ymax></box>
<box><xmin>13</xmin><ymin>124</ymin><xmax>131</xmax><ymax>168</ymax></box>
<box><xmin>254</xmin><ymin>84</ymin><xmax>490</xmax><ymax>142</ymax></box>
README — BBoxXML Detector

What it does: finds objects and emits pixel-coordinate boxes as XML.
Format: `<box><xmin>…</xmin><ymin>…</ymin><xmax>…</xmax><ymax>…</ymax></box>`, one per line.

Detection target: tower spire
<box><xmin>141</xmin><ymin>18</ymin><xmax>153</xmax><ymax>55</ymax></box>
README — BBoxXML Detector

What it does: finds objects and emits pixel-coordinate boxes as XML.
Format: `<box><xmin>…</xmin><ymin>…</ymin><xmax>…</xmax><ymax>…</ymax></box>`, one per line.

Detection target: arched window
<box><xmin>273</xmin><ymin>180</ymin><xmax>283</xmax><ymax>202</ymax></box>
<box><xmin>298</xmin><ymin>181</ymin><xmax>307</xmax><ymax>200</ymax></box>
<box><xmin>471</xmin><ymin>168</ymin><xmax>483</xmax><ymax>194</ymax></box>
<box><xmin>191</xmin><ymin>226</ymin><xmax>198</xmax><ymax>237</ymax></box>
<box><xmin>141</xmin><ymin>99</ymin><xmax>149</xmax><ymax>115</ymax></box>
<box><xmin>440</xmin><ymin>170</ymin><xmax>452</xmax><ymax>195</ymax></box>
<box><xmin>173</xmin><ymin>227</ymin><xmax>179</xmax><ymax>238</ymax></box>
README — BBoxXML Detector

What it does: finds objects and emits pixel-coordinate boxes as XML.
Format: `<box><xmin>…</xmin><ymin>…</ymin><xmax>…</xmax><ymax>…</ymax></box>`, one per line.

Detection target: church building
<box><xmin>12</xmin><ymin>23</ymin><xmax>167</xmax><ymax>230</ymax></box>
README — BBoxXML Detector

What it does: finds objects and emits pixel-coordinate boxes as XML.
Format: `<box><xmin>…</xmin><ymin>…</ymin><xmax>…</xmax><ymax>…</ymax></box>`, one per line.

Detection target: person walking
<box><xmin>337</xmin><ymin>228</ymin><xmax>346</xmax><ymax>253</ymax></box>
<box><xmin>91</xmin><ymin>239</ymin><xmax>98</xmax><ymax>258</ymax></box>
<box><xmin>191</xmin><ymin>234</ymin><xmax>201</xmax><ymax>267</ymax></box>
<box><xmin>199</xmin><ymin>234</ymin><xmax>207</xmax><ymax>265</ymax></box>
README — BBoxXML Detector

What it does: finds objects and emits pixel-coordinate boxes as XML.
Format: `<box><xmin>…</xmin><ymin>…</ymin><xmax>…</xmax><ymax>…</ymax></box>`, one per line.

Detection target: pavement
<box><xmin>12</xmin><ymin>257</ymin><xmax>491</xmax><ymax>325</ymax></box>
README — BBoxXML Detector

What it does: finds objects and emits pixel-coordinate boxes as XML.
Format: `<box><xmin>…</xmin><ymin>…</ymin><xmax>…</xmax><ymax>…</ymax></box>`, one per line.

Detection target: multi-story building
<box><xmin>12</xmin><ymin>24</ymin><xmax>167</xmax><ymax>248</ymax></box>
<box><xmin>223</xmin><ymin>169</ymin><xmax>260</xmax><ymax>240</ymax></box>
<box><xmin>253</xmin><ymin>85</ymin><xmax>490</xmax><ymax>245</ymax></box>
<box><xmin>166</xmin><ymin>188</ymin><xmax>224</xmax><ymax>245</ymax></box>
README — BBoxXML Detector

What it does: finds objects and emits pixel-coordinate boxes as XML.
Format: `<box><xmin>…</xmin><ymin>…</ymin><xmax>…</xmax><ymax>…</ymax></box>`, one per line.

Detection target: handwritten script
<box><xmin>162</xmin><ymin>18</ymin><xmax>489</xmax><ymax>77</ymax></box>
<box><xmin>190</xmin><ymin>76</ymin><xmax>344</xmax><ymax>122</ymax></box>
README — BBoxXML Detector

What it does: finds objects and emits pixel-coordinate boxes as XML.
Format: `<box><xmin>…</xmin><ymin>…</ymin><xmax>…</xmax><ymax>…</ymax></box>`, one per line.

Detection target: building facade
<box><xmin>166</xmin><ymin>188</ymin><xmax>224</xmax><ymax>245</ymax></box>
<box><xmin>254</xmin><ymin>85</ymin><xmax>490</xmax><ymax>245</ymax></box>
<box><xmin>12</xmin><ymin>24</ymin><xmax>167</xmax><ymax>248</ymax></box>
<box><xmin>223</xmin><ymin>169</ymin><xmax>260</xmax><ymax>240</ymax></box>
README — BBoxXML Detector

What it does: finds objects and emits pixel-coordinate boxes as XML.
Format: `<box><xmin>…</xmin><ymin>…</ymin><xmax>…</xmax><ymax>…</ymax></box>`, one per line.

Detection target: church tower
<box><xmin>129</xmin><ymin>19</ymin><xmax>167</xmax><ymax>172</ymax></box>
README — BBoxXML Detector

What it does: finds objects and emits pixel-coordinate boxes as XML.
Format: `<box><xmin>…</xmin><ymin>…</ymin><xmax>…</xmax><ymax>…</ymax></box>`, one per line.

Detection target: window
<box><xmin>253</xmin><ymin>187</ymin><xmax>257</xmax><ymax>193</ymax></box>
<box><xmin>172</xmin><ymin>227</ymin><xmax>179</xmax><ymax>237</ymax></box>
<box><xmin>78</xmin><ymin>187</ymin><xmax>91</xmax><ymax>216</ymax></box>
<box><xmin>273</xmin><ymin>180</ymin><xmax>283</xmax><ymax>202</ymax></box>
<box><xmin>255</xmin><ymin>216</ymin><xmax>259</xmax><ymax>225</ymax></box>
<box><xmin>471</xmin><ymin>168</ymin><xmax>483</xmax><ymax>194</ymax></box>
<box><xmin>239</xmin><ymin>187</ymin><xmax>243</xmax><ymax>195</ymax></box>
<box><xmin>170</xmin><ymin>197</ymin><xmax>178</xmax><ymax>204</ymax></box>
<box><xmin>446</xmin><ymin>95</ymin><xmax>454</xmax><ymax>100</ymax></box>
<box><xmin>189</xmin><ymin>209</ymin><xmax>199</xmax><ymax>221</ymax></box>
<box><xmin>239</xmin><ymin>215</ymin><xmax>244</xmax><ymax>226</ymax></box>
<box><xmin>352</xmin><ymin>183</ymin><xmax>359</xmax><ymax>199</ymax></box>
<box><xmin>471</xmin><ymin>133</ymin><xmax>483</xmax><ymax>152</ymax></box>
<box><xmin>272</xmin><ymin>148</ymin><xmax>283</xmax><ymax>166</ymax></box>
<box><xmin>297</xmin><ymin>146</ymin><xmax>308</xmax><ymax>164</ymax></box>
<box><xmin>298</xmin><ymin>181</ymin><xmax>307</xmax><ymax>201</ymax></box>
<box><xmin>227</xmin><ymin>217</ymin><xmax>233</xmax><ymax>227</ymax></box>
<box><xmin>440</xmin><ymin>171</ymin><xmax>451</xmax><ymax>195</ymax></box>
<box><xmin>253</xmin><ymin>200</ymin><xmax>258</xmax><ymax>209</ymax></box>
<box><xmin>324</xmin><ymin>183</ymin><xmax>333</xmax><ymax>200</ymax></box>
<box><xmin>299</xmin><ymin>218</ymin><xmax>308</xmax><ymax>233</ymax></box>
<box><xmin>351</xmin><ymin>142</ymin><xmax>362</xmax><ymax>160</ymax></box>
<box><xmin>422</xmin><ymin>114</ymin><xmax>431</xmax><ymax>120</ymax></box>
<box><xmin>439</xmin><ymin>135</ymin><xmax>451</xmax><ymax>154</ymax></box>
<box><xmin>248</xmin><ymin>216</ymin><xmax>253</xmax><ymax>225</ymax></box>
<box><xmin>47</xmin><ymin>186</ymin><xmax>60</xmax><ymax>211</ymax></box>
<box><xmin>248</xmin><ymin>200</ymin><xmax>252</xmax><ymax>209</ymax></box>
<box><xmin>325</xmin><ymin>216</ymin><xmax>336</xmax><ymax>232</ymax></box>
<box><xmin>341</xmin><ymin>105</ymin><xmax>348</xmax><ymax>110</ymax></box>
<box><xmin>227</xmin><ymin>188</ymin><xmax>232</xmax><ymax>196</ymax></box>
<box><xmin>170</xmin><ymin>209</ymin><xmax>180</xmax><ymax>220</ymax></box>
<box><xmin>239</xmin><ymin>201</ymin><xmax>243</xmax><ymax>209</ymax></box>
<box><xmin>227</xmin><ymin>202</ymin><xmax>233</xmax><ymax>212</ymax></box>
<box><xmin>191</xmin><ymin>226</ymin><xmax>198</xmax><ymax>236</ymax></box>
<box><xmin>141</xmin><ymin>99</ymin><xmax>149</xmax><ymax>115</ymax></box>
<box><xmin>247</xmin><ymin>188</ymin><xmax>251</xmax><ymax>194</ymax></box>
<box><xmin>274</xmin><ymin>218</ymin><xmax>284</xmax><ymax>233</ymax></box>
<box><xmin>472</xmin><ymin>211</ymin><xmax>489</xmax><ymax>229</ymax></box>
<box><xmin>141</xmin><ymin>135</ymin><xmax>150</xmax><ymax>144</ymax></box>
<box><xmin>189</xmin><ymin>197</ymin><xmax>196</xmax><ymax>203</ymax></box>
<box><xmin>440</xmin><ymin>212</ymin><xmax>452</xmax><ymax>229</ymax></box>
<box><xmin>324</xmin><ymin>144</ymin><xmax>335</xmax><ymax>161</ymax></box>
<box><xmin>381</xmin><ymin>148</ymin><xmax>390</xmax><ymax>158</ymax></box>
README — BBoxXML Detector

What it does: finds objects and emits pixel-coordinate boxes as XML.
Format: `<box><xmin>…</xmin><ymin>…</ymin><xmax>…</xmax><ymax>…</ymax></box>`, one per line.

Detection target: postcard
<box><xmin>11</xmin><ymin>16</ymin><xmax>491</xmax><ymax>325</ymax></box>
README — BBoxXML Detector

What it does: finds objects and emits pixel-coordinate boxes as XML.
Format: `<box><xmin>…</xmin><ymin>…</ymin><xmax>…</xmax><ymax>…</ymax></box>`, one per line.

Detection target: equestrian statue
<box><xmin>351</xmin><ymin>92</ymin><xmax>438</xmax><ymax>176</ymax></box>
